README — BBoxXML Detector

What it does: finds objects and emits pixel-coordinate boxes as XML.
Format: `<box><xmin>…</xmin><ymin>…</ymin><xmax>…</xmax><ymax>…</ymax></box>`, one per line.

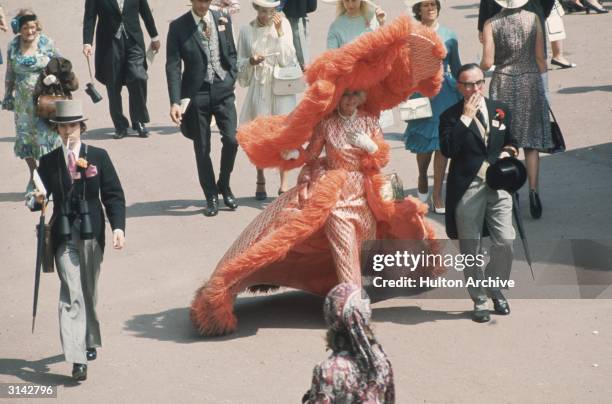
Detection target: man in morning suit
<box><xmin>34</xmin><ymin>100</ymin><xmax>125</xmax><ymax>381</ymax></box>
<box><xmin>83</xmin><ymin>0</ymin><xmax>160</xmax><ymax>139</ymax></box>
<box><xmin>166</xmin><ymin>0</ymin><xmax>239</xmax><ymax>217</ymax></box>
<box><xmin>439</xmin><ymin>64</ymin><xmax>518</xmax><ymax>323</ymax></box>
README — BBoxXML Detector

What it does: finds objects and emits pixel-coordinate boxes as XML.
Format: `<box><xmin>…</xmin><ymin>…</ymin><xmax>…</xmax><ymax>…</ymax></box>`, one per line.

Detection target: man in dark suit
<box><xmin>439</xmin><ymin>64</ymin><xmax>518</xmax><ymax>323</ymax></box>
<box><xmin>166</xmin><ymin>0</ymin><xmax>239</xmax><ymax>217</ymax></box>
<box><xmin>83</xmin><ymin>0</ymin><xmax>160</xmax><ymax>139</ymax></box>
<box><xmin>33</xmin><ymin>100</ymin><xmax>125</xmax><ymax>381</ymax></box>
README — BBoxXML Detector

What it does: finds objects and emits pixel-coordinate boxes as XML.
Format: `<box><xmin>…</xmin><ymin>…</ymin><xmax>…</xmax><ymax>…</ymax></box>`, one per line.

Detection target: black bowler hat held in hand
<box><xmin>486</xmin><ymin>156</ymin><xmax>527</xmax><ymax>194</ymax></box>
<box><xmin>84</xmin><ymin>55</ymin><xmax>103</xmax><ymax>103</ymax></box>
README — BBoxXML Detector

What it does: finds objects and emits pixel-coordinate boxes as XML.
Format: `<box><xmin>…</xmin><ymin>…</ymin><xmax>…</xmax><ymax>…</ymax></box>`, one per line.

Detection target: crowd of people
<box><xmin>0</xmin><ymin>0</ymin><xmax>601</xmax><ymax>399</ymax></box>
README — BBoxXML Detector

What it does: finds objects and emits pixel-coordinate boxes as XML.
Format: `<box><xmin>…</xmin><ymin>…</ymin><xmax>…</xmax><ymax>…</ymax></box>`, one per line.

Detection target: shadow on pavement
<box><xmin>124</xmin><ymin>307</ymin><xmax>201</xmax><ymax>344</ymax></box>
<box><xmin>0</xmin><ymin>192</ymin><xmax>26</xmax><ymax>202</ymax></box>
<box><xmin>126</xmin><ymin>197</ymin><xmax>269</xmax><ymax>218</ymax></box>
<box><xmin>124</xmin><ymin>291</ymin><xmax>325</xmax><ymax>343</ymax></box>
<box><xmin>85</xmin><ymin>125</ymin><xmax>179</xmax><ymax>140</ymax></box>
<box><xmin>126</xmin><ymin>199</ymin><xmax>204</xmax><ymax>218</ymax></box>
<box><xmin>124</xmin><ymin>292</ymin><xmax>478</xmax><ymax>343</ymax></box>
<box><xmin>0</xmin><ymin>136</ymin><xmax>16</xmax><ymax>143</ymax></box>
<box><xmin>557</xmin><ymin>85</ymin><xmax>612</xmax><ymax>94</ymax></box>
<box><xmin>0</xmin><ymin>354</ymin><xmax>80</xmax><ymax>387</ymax></box>
<box><xmin>373</xmin><ymin>306</ymin><xmax>471</xmax><ymax>325</ymax></box>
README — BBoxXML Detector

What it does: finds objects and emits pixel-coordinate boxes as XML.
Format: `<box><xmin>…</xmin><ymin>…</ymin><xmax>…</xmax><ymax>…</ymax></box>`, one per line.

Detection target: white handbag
<box><xmin>272</xmin><ymin>64</ymin><xmax>306</xmax><ymax>96</ymax></box>
<box><xmin>399</xmin><ymin>97</ymin><xmax>433</xmax><ymax>121</ymax></box>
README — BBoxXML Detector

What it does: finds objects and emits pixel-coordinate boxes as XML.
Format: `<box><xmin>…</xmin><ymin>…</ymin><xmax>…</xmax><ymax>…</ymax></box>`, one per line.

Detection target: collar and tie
<box><xmin>67</xmin><ymin>150</ymin><xmax>80</xmax><ymax>182</ymax></box>
<box><xmin>200</xmin><ymin>18</ymin><xmax>211</xmax><ymax>39</ymax></box>
<box><xmin>475</xmin><ymin>110</ymin><xmax>487</xmax><ymax>132</ymax></box>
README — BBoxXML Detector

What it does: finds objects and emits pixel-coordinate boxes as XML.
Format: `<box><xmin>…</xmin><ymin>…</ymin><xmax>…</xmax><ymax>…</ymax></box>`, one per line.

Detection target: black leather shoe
<box><xmin>472</xmin><ymin>309</ymin><xmax>490</xmax><ymax>323</ymax></box>
<box><xmin>132</xmin><ymin>122</ymin><xmax>149</xmax><ymax>138</ymax></box>
<box><xmin>218</xmin><ymin>184</ymin><xmax>238</xmax><ymax>210</ymax></box>
<box><xmin>493</xmin><ymin>298</ymin><xmax>511</xmax><ymax>315</ymax></box>
<box><xmin>72</xmin><ymin>363</ymin><xmax>87</xmax><ymax>381</ymax></box>
<box><xmin>203</xmin><ymin>196</ymin><xmax>218</xmax><ymax>217</ymax></box>
<box><xmin>113</xmin><ymin>128</ymin><xmax>128</xmax><ymax>139</ymax></box>
<box><xmin>86</xmin><ymin>348</ymin><xmax>97</xmax><ymax>361</ymax></box>
<box><xmin>529</xmin><ymin>189</ymin><xmax>542</xmax><ymax>219</ymax></box>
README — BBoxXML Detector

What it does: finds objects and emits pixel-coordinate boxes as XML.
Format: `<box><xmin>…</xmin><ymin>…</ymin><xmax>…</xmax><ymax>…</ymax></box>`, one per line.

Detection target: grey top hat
<box><xmin>49</xmin><ymin>99</ymin><xmax>88</xmax><ymax>124</ymax></box>
<box><xmin>486</xmin><ymin>156</ymin><xmax>527</xmax><ymax>193</ymax></box>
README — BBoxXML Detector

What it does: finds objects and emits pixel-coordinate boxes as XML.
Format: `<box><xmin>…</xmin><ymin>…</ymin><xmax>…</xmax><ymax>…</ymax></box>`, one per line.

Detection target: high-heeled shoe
<box><xmin>584</xmin><ymin>0</ymin><xmax>609</xmax><ymax>13</ymax></box>
<box><xmin>431</xmin><ymin>199</ymin><xmax>446</xmax><ymax>215</ymax></box>
<box><xmin>529</xmin><ymin>190</ymin><xmax>542</xmax><ymax>219</ymax></box>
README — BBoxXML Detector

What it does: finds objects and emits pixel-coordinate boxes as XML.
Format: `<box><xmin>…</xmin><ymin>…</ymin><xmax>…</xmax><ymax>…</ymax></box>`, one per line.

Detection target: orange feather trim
<box><xmin>190</xmin><ymin>170</ymin><xmax>348</xmax><ymax>336</ymax></box>
<box><xmin>237</xmin><ymin>16</ymin><xmax>446</xmax><ymax>170</ymax></box>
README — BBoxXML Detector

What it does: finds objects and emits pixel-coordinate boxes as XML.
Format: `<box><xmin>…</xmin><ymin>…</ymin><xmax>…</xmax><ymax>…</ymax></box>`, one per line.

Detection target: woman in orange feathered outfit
<box><xmin>191</xmin><ymin>15</ymin><xmax>447</xmax><ymax>336</ymax></box>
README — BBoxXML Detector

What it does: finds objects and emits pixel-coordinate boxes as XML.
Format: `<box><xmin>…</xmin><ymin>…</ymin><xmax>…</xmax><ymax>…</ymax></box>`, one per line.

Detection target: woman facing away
<box><xmin>403</xmin><ymin>0</ymin><xmax>462</xmax><ymax>215</ymax></box>
<box><xmin>303</xmin><ymin>283</ymin><xmax>395</xmax><ymax>403</ymax></box>
<box><xmin>481</xmin><ymin>0</ymin><xmax>552</xmax><ymax>219</ymax></box>
<box><xmin>237</xmin><ymin>0</ymin><xmax>298</xmax><ymax>199</ymax></box>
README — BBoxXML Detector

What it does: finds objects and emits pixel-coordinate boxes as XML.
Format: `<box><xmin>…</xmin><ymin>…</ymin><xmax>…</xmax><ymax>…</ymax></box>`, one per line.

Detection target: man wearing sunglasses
<box><xmin>439</xmin><ymin>63</ymin><xmax>519</xmax><ymax>323</ymax></box>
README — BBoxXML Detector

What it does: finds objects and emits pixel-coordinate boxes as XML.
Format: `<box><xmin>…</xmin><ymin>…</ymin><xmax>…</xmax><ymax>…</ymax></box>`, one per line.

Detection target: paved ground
<box><xmin>1</xmin><ymin>1</ymin><xmax>611</xmax><ymax>403</ymax></box>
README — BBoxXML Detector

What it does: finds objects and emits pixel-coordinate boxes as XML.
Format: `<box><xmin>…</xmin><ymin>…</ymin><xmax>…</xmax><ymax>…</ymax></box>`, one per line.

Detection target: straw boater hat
<box><xmin>252</xmin><ymin>0</ymin><xmax>280</xmax><ymax>8</ymax></box>
<box><xmin>49</xmin><ymin>100</ymin><xmax>88</xmax><ymax>124</ymax></box>
<box><xmin>493</xmin><ymin>0</ymin><xmax>529</xmax><ymax>8</ymax></box>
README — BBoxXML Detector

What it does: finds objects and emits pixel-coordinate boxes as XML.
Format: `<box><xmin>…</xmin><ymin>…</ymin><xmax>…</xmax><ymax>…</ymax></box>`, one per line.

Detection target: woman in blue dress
<box><xmin>2</xmin><ymin>10</ymin><xmax>61</xmax><ymax>191</ymax></box>
<box><xmin>403</xmin><ymin>0</ymin><xmax>462</xmax><ymax>214</ymax></box>
<box><xmin>326</xmin><ymin>0</ymin><xmax>387</xmax><ymax>50</ymax></box>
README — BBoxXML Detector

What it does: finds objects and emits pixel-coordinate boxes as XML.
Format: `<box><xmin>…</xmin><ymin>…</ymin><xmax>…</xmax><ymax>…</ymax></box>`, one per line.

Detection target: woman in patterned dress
<box><xmin>481</xmin><ymin>0</ymin><xmax>551</xmax><ymax>219</ymax></box>
<box><xmin>189</xmin><ymin>16</ymin><xmax>445</xmax><ymax>336</ymax></box>
<box><xmin>2</xmin><ymin>9</ymin><xmax>61</xmax><ymax>190</ymax></box>
<box><xmin>303</xmin><ymin>283</ymin><xmax>395</xmax><ymax>403</ymax></box>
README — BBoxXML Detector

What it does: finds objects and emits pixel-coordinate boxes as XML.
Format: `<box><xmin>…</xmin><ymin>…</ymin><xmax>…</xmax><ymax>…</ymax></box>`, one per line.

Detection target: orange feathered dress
<box><xmin>191</xmin><ymin>16</ymin><xmax>447</xmax><ymax>336</ymax></box>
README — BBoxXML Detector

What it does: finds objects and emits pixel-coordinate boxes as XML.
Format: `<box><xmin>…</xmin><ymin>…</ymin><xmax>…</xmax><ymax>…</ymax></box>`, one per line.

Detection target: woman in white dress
<box><xmin>237</xmin><ymin>0</ymin><xmax>298</xmax><ymax>199</ymax></box>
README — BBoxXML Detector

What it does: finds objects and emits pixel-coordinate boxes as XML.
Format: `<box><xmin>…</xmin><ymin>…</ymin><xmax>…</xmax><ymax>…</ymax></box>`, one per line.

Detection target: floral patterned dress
<box><xmin>3</xmin><ymin>34</ymin><xmax>61</xmax><ymax>160</ymax></box>
<box><xmin>306</xmin><ymin>349</ymin><xmax>395</xmax><ymax>403</ymax></box>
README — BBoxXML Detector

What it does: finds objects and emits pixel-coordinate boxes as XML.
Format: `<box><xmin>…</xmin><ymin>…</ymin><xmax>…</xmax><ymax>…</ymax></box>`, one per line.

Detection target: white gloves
<box><xmin>43</xmin><ymin>74</ymin><xmax>58</xmax><ymax>86</ymax></box>
<box><xmin>281</xmin><ymin>149</ymin><xmax>300</xmax><ymax>160</ymax></box>
<box><xmin>348</xmin><ymin>131</ymin><xmax>378</xmax><ymax>154</ymax></box>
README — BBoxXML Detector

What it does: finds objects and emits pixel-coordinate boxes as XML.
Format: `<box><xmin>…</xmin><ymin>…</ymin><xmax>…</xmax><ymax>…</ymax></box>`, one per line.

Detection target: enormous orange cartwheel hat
<box><xmin>237</xmin><ymin>15</ymin><xmax>446</xmax><ymax>170</ymax></box>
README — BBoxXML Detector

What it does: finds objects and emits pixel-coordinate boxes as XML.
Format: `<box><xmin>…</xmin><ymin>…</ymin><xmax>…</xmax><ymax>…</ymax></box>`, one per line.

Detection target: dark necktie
<box><xmin>475</xmin><ymin>110</ymin><xmax>487</xmax><ymax>131</ymax></box>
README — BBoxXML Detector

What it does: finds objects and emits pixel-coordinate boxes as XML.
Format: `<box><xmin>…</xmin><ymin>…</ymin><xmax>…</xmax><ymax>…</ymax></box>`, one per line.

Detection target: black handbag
<box><xmin>546</xmin><ymin>106</ymin><xmax>566</xmax><ymax>154</ymax></box>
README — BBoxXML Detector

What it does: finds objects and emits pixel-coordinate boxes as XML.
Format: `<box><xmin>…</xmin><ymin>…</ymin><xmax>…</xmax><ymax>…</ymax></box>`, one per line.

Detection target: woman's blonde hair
<box><xmin>336</xmin><ymin>0</ymin><xmax>370</xmax><ymax>22</ymax></box>
<box><xmin>16</xmin><ymin>8</ymin><xmax>43</xmax><ymax>32</ymax></box>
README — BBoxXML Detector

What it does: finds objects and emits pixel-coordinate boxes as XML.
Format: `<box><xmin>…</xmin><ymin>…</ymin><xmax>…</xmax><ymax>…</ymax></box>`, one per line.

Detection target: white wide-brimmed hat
<box><xmin>49</xmin><ymin>100</ymin><xmax>88</xmax><ymax>124</ymax></box>
<box><xmin>493</xmin><ymin>0</ymin><xmax>529</xmax><ymax>9</ymax></box>
<box><xmin>252</xmin><ymin>0</ymin><xmax>280</xmax><ymax>8</ymax></box>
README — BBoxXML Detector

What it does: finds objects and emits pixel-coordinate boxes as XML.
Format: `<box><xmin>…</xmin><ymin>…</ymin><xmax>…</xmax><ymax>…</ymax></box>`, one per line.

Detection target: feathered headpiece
<box><xmin>237</xmin><ymin>15</ymin><xmax>446</xmax><ymax>169</ymax></box>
